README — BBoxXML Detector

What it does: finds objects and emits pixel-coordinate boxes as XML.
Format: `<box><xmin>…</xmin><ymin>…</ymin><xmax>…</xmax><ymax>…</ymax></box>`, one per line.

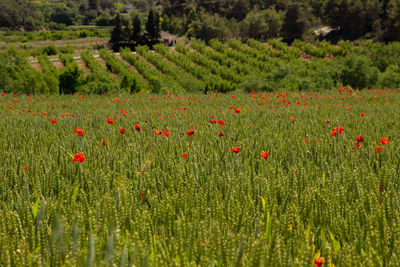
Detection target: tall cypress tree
<box><xmin>281</xmin><ymin>4</ymin><xmax>307</xmax><ymax>42</ymax></box>
<box><xmin>131</xmin><ymin>14</ymin><xmax>142</xmax><ymax>44</ymax></box>
<box><xmin>154</xmin><ymin>11</ymin><xmax>161</xmax><ymax>40</ymax></box>
<box><xmin>146</xmin><ymin>9</ymin><xmax>155</xmax><ymax>40</ymax></box>
<box><xmin>110</xmin><ymin>13</ymin><xmax>122</xmax><ymax>51</ymax></box>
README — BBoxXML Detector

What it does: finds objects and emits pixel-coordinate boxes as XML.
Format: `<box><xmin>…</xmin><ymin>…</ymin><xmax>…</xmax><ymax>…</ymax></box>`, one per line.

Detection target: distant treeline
<box><xmin>1</xmin><ymin>0</ymin><xmax>400</xmax><ymax>43</ymax></box>
<box><xmin>160</xmin><ymin>0</ymin><xmax>400</xmax><ymax>43</ymax></box>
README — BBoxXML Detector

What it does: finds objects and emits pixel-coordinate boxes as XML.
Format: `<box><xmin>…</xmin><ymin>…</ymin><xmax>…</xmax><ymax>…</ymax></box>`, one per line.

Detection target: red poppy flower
<box><xmin>234</xmin><ymin>108</ymin><xmax>241</xmax><ymax>113</ymax></box>
<box><xmin>182</xmin><ymin>153</ymin><xmax>188</xmax><ymax>159</ymax></box>
<box><xmin>72</xmin><ymin>153</ymin><xmax>85</xmax><ymax>163</ymax></box>
<box><xmin>380</xmin><ymin>138</ymin><xmax>389</xmax><ymax>144</ymax></box>
<box><xmin>135</xmin><ymin>124</ymin><xmax>141</xmax><ymax>131</ymax></box>
<box><xmin>314</xmin><ymin>257</ymin><xmax>324</xmax><ymax>267</ymax></box>
<box><xmin>352</xmin><ymin>143</ymin><xmax>361</xmax><ymax>150</ymax></box>
<box><xmin>210</xmin><ymin>119</ymin><xmax>217</xmax><ymax>124</ymax></box>
<box><xmin>103</xmin><ymin>141</ymin><xmax>107</xmax><ymax>146</ymax></box>
<box><xmin>187</xmin><ymin>129</ymin><xmax>195</xmax><ymax>136</ymax></box>
<box><xmin>73</xmin><ymin>127</ymin><xmax>85</xmax><ymax>136</ymax></box>
<box><xmin>218</xmin><ymin>120</ymin><xmax>226</xmax><ymax>126</ymax></box>
<box><xmin>325</xmin><ymin>120</ymin><xmax>330</xmax><ymax>124</ymax></box>
<box><xmin>164</xmin><ymin>130</ymin><xmax>170</xmax><ymax>137</ymax></box>
<box><xmin>355</xmin><ymin>135</ymin><xmax>364</xmax><ymax>143</ymax></box>
<box><xmin>232</xmin><ymin>147</ymin><xmax>240</xmax><ymax>153</ymax></box>
<box><xmin>155</xmin><ymin>129</ymin><xmax>163</xmax><ymax>135</ymax></box>
<box><xmin>260</xmin><ymin>151</ymin><xmax>269</xmax><ymax>159</ymax></box>
<box><xmin>290</xmin><ymin>116</ymin><xmax>295</xmax><ymax>121</ymax></box>
<box><xmin>360</xmin><ymin>113</ymin><xmax>365</xmax><ymax>117</ymax></box>
<box><xmin>218</xmin><ymin>131</ymin><xmax>224</xmax><ymax>137</ymax></box>
<box><xmin>120</xmin><ymin>128</ymin><xmax>125</xmax><ymax>134</ymax></box>
<box><xmin>107</xmin><ymin>118</ymin><xmax>114</xmax><ymax>124</ymax></box>
<box><xmin>51</xmin><ymin>119</ymin><xmax>56</xmax><ymax>124</ymax></box>
<box><xmin>338</xmin><ymin>126</ymin><xmax>344</xmax><ymax>134</ymax></box>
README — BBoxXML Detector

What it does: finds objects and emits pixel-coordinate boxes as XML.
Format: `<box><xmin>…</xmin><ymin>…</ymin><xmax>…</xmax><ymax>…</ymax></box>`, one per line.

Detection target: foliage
<box><xmin>0</xmin><ymin>47</ymin><xmax>49</xmax><ymax>94</ymax></box>
<box><xmin>1</xmin><ymin>89</ymin><xmax>400</xmax><ymax>265</ymax></box>
<box><xmin>59</xmin><ymin>62</ymin><xmax>82</xmax><ymax>94</ymax></box>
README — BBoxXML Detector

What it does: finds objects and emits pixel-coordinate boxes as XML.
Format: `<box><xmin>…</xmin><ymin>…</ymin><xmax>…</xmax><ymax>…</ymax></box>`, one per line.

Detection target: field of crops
<box><xmin>1</xmin><ymin>88</ymin><xmax>400</xmax><ymax>266</ymax></box>
<box><xmin>2</xmin><ymin>38</ymin><xmax>400</xmax><ymax>95</ymax></box>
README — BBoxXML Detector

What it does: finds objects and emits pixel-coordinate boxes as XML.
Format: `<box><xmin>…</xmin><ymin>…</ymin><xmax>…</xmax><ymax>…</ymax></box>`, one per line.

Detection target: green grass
<box><xmin>1</xmin><ymin>89</ymin><xmax>400</xmax><ymax>266</ymax></box>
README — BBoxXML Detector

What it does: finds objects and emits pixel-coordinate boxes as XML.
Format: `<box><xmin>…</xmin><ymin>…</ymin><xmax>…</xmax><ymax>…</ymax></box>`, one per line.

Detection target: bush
<box><xmin>336</xmin><ymin>55</ymin><xmax>379</xmax><ymax>89</ymax></box>
<box><xmin>41</xmin><ymin>45</ymin><xmax>58</xmax><ymax>56</ymax></box>
<box><xmin>59</xmin><ymin>62</ymin><xmax>83</xmax><ymax>94</ymax></box>
<box><xmin>59</xmin><ymin>45</ymin><xmax>75</xmax><ymax>54</ymax></box>
<box><xmin>377</xmin><ymin>64</ymin><xmax>400</xmax><ymax>88</ymax></box>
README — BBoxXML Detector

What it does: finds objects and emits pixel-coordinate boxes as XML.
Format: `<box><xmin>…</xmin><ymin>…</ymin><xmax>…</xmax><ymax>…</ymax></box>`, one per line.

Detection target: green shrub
<box><xmin>59</xmin><ymin>62</ymin><xmax>83</xmax><ymax>94</ymax></box>
<box><xmin>41</xmin><ymin>45</ymin><xmax>58</xmax><ymax>56</ymax></box>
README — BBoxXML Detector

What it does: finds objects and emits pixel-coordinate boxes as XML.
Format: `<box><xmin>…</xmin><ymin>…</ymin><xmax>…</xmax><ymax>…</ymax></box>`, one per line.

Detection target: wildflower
<box><xmin>380</xmin><ymin>138</ymin><xmax>389</xmax><ymax>145</ymax></box>
<box><xmin>260</xmin><ymin>151</ymin><xmax>269</xmax><ymax>159</ymax></box>
<box><xmin>120</xmin><ymin>128</ymin><xmax>125</xmax><ymax>134</ymax></box>
<box><xmin>182</xmin><ymin>153</ymin><xmax>188</xmax><ymax>159</ymax></box>
<box><xmin>355</xmin><ymin>135</ymin><xmax>364</xmax><ymax>143</ymax></box>
<box><xmin>107</xmin><ymin>118</ymin><xmax>114</xmax><ymax>124</ymax></box>
<box><xmin>155</xmin><ymin>129</ymin><xmax>163</xmax><ymax>136</ymax></box>
<box><xmin>218</xmin><ymin>131</ymin><xmax>224</xmax><ymax>137</ymax></box>
<box><xmin>218</xmin><ymin>120</ymin><xmax>226</xmax><ymax>126</ymax></box>
<box><xmin>187</xmin><ymin>129</ymin><xmax>195</xmax><ymax>136</ymax></box>
<box><xmin>376</xmin><ymin>146</ymin><xmax>384</xmax><ymax>152</ymax></box>
<box><xmin>360</xmin><ymin>113</ymin><xmax>365</xmax><ymax>117</ymax></box>
<box><xmin>135</xmin><ymin>124</ymin><xmax>141</xmax><ymax>131</ymax></box>
<box><xmin>352</xmin><ymin>143</ymin><xmax>361</xmax><ymax>150</ymax></box>
<box><xmin>164</xmin><ymin>130</ymin><xmax>170</xmax><ymax>137</ymax></box>
<box><xmin>51</xmin><ymin>119</ymin><xmax>56</xmax><ymax>124</ymax></box>
<box><xmin>290</xmin><ymin>116</ymin><xmax>295</xmax><ymax>121</ymax></box>
<box><xmin>73</xmin><ymin>127</ymin><xmax>85</xmax><ymax>136</ymax></box>
<box><xmin>210</xmin><ymin>119</ymin><xmax>217</xmax><ymax>124</ymax></box>
<box><xmin>103</xmin><ymin>141</ymin><xmax>107</xmax><ymax>146</ymax></box>
<box><xmin>232</xmin><ymin>147</ymin><xmax>241</xmax><ymax>153</ymax></box>
<box><xmin>314</xmin><ymin>257</ymin><xmax>325</xmax><ymax>267</ymax></box>
<box><xmin>72</xmin><ymin>153</ymin><xmax>85</xmax><ymax>163</ymax></box>
<box><xmin>234</xmin><ymin>108</ymin><xmax>241</xmax><ymax>113</ymax></box>
<box><xmin>325</xmin><ymin>120</ymin><xmax>330</xmax><ymax>124</ymax></box>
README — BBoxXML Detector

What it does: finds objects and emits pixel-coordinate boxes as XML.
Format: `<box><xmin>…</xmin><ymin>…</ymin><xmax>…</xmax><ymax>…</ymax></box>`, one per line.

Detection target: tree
<box><xmin>146</xmin><ymin>9</ymin><xmax>155</xmax><ymax>40</ymax></box>
<box><xmin>281</xmin><ymin>4</ymin><xmax>307</xmax><ymax>42</ymax></box>
<box><xmin>50</xmin><ymin>4</ymin><xmax>75</xmax><ymax>26</ymax></box>
<box><xmin>110</xmin><ymin>13</ymin><xmax>123</xmax><ymax>51</ymax></box>
<box><xmin>384</xmin><ymin>0</ymin><xmax>400</xmax><ymax>41</ymax></box>
<box><xmin>88</xmin><ymin>0</ymin><xmax>98</xmax><ymax>11</ymax></box>
<box><xmin>131</xmin><ymin>14</ymin><xmax>142</xmax><ymax>44</ymax></box>
<box><xmin>145</xmin><ymin>9</ymin><xmax>161</xmax><ymax>43</ymax></box>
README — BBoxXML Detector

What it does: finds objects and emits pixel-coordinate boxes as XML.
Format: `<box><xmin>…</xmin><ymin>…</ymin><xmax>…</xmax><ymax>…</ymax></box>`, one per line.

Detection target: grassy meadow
<box><xmin>1</xmin><ymin>89</ymin><xmax>400</xmax><ymax>266</ymax></box>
